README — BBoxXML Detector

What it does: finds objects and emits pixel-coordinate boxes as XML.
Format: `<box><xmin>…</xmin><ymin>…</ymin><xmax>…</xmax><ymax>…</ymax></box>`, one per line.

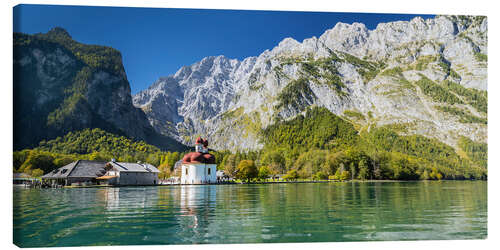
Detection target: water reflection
<box><xmin>97</xmin><ymin>187</ymin><xmax>119</xmax><ymax>209</ymax></box>
<box><xmin>13</xmin><ymin>181</ymin><xmax>487</xmax><ymax>247</ymax></box>
<box><xmin>96</xmin><ymin>187</ymin><xmax>159</xmax><ymax>211</ymax></box>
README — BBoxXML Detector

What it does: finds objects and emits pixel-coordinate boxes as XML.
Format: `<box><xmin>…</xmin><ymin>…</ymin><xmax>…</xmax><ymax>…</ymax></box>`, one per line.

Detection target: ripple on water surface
<box><xmin>13</xmin><ymin>181</ymin><xmax>487</xmax><ymax>247</ymax></box>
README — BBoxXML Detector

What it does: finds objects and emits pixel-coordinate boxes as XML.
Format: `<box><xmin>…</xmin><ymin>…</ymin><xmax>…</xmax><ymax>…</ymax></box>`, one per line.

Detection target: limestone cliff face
<box><xmin>14</xmin><ymin>28</ymin><xmax>187</xmax><ymax>151</ymax></box>
<box><xmin>134</xmin><ymin>15</ymin><xmax>487</xmax><ymax>152</ymax></box>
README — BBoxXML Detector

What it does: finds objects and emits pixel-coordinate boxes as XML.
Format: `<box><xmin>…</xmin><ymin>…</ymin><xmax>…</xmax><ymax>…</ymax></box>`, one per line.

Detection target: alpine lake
<box><xmin>13</xmin><ymin>181</ymin><xmax>487</xmax><ymax>247</ymax></box>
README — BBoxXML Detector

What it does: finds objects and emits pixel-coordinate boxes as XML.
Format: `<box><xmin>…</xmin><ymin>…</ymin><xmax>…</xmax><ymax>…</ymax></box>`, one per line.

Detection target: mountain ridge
<box><xmin>133</xmin><ymin>15</ymin><xmax>487</xmax><ymax>152</ymax></box>
<box><xmin>14</xmin><ymin>27</ymin><xmax>188</xmax><ymax>152</ymax></box>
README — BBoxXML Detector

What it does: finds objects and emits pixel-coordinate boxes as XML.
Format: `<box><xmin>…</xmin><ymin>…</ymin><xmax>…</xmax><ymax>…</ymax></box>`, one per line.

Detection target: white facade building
<box><xmin>98</xmin><ymin>161</ymin><xmax>160</xmax><ymax>185</ymax></box>
<box><xmin>181</xmin><ymin>163</ymin><xmax>217</xmax><ymax>184</ymax></box>
<box><xmin>180</xmin><ymin>137</ymin><xmax>217</xmax><ymax>184</ymax></box>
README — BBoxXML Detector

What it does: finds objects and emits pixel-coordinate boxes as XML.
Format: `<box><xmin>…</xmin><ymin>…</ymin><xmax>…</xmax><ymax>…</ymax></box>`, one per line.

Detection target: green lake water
<box><xmin>13</xmin><ymin>181</ymin><xmax>487</xmax><ymax>247</ymax></box>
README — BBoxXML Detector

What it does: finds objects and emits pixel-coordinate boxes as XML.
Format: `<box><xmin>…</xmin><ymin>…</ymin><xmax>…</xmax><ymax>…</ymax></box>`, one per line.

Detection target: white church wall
<box><xmin>181</xmin><ymin>164</ymin><xmax>217</xmax><ymax>184</ymax></box>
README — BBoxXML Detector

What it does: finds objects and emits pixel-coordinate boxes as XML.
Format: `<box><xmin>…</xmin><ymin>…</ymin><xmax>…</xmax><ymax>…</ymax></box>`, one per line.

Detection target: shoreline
<box><xmin>14</xmin><ymin>179</ymin><xmax>486</xmax><ymax>189</ymax></box>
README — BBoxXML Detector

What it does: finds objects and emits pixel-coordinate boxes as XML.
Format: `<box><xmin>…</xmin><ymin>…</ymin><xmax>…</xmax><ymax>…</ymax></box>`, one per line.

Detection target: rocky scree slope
<box><xmin>133</xmin><ymin>15</ymin><xmax>487</xmax><ymax>152</ymax></box>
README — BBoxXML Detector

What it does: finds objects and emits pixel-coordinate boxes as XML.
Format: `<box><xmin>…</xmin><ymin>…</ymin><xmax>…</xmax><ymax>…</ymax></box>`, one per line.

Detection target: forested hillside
<box><xmin>14</xmin><ymin>28</ymin><xmax>187</xmax><ymax>152</ymax></box>
<box><xmin>13</xmin><ymin>128</ymin><xmax>187</xmax><ymax>178</ymax></box>
<box><xmin>13</xmin><ymin>106</ymin><xmax>486</xmax><ymax>182</ymax></box>
<box><xmin>216</xmin><ymin>107</ymin><xmax>487</xmax><ymax>181</ymax></box>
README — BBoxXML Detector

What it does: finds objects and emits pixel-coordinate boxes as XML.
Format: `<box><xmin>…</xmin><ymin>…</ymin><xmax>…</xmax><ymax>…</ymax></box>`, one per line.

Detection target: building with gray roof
<box><xmin>42</xmin><ymin>160</ymin><xmax>107</xmax><ymax>186</ymax></box>
<box><xmin>97</xmin><ymin>161</ymin><xmax>160</xmax><ymax>185</ymax></box>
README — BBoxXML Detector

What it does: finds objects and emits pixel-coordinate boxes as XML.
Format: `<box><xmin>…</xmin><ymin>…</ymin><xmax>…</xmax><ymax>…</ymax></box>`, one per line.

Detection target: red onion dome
<box><xmin>195</xmin><ymin>137</ymin><xmax>204</xmax><ymax>144</ymax></box>
<box><xmin>182</xmin><ymin>153</ymin><xmax>191</xmax><ymax>163</ymax></box>
<box><xmin>202</xmin><ymin>153</ymin><xmax>215</xmax><ymax>164</ymax></box>
<box><xmin>182</xmin><ymin>152</ymin><xmax>204</xmax><ymax>164</ymax></box>
<box><xmin>182</xmin><ymin>152</ymin><xmax>216</xmax><ymax>164</ymax></box>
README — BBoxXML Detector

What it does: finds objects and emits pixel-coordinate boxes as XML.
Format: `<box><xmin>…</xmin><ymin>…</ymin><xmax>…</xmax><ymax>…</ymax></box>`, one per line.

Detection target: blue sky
<box><xmin>14</xmin><ymin>5</ymin><xmax>434</xmax><ymax>94</ymax></box>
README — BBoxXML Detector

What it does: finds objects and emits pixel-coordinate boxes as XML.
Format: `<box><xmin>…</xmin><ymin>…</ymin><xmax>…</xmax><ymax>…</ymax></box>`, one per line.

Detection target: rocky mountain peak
<box><xmin>45</xmin><ymin>27</ymin><xmax>72</xmax><ymax>39</ymax></box>
<box><xmin>14</xmin><ymin>28</ymin><xmax>188</xmax><ymax>152</ymax></box>
<box><xmin>134</xmin><ymin>15</ymin><xmax>487</xmax><ymax>152</ymax></box>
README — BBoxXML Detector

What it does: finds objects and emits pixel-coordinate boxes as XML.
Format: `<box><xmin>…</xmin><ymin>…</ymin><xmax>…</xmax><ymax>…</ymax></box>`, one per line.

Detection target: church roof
<box><xmin>182</xmin><ymin>152</ymin><xmax>215</xmax><ymax>164</ymax></box>
<box><xmin>195</xmin><ymin>136</ymin><xmax>209</xmax><ymax>147</ymax></box>
<box><xmin>184</xmin><ymin>136</ymin><xmax>215</xmax><ymax>164</ymax></box>
<box><xmin>195</xmin><ymin>136</ymin><xmax>204</xmax><ymax>144</ymax></box>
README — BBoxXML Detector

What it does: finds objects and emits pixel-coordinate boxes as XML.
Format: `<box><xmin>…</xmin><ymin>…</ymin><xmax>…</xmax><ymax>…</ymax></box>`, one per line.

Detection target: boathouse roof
<box><xmin>13</xmin><ymin>173</ymin><xmax>32</xmax><ymax>179</ymax></box>
<box><xmin>42</xmin><ymin>160</ymin><xmax>107</xmax><ymax>179</ymax></box>
<box><xmin>106</xmin><ymin>161</ymin><xmax>160</xmax><ymax>173</ymax></box>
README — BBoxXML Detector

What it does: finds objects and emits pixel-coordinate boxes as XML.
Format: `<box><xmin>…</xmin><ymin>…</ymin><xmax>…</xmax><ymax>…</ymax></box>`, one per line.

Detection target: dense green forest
<box><xmin>14</xmin><ymin>108</ymin><xmax>487</xmax><ymax>181</ymax></box>
<box><xmin>13</xmin><ymin>128</ymin><xmax>186</xmax><ymax>179</ymax></box>
<box><xmin>216</xmin><ymin>107</ymin><xmax>486</xmax><ymax>181</ymax></box>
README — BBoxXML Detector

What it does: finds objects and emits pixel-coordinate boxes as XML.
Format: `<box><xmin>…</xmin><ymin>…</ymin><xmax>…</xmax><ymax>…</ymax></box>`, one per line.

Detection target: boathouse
<box><xmin>181</xmin><ymin>137</ymin><xmax>216</xmax><ymax>184</ymax></box>
<box><xmin>13</xmin><ymin>173</ymin><xmax>35</xmax><ymax>185</ymax></box>
<box><xmin>42</xmin><ymin>160</ymin><xmax>107</xmax><ymax>186</ymax></box>
<box><xmin>97</xmin><ymin>160</ymin><xmax>160</xmax><ymax>185</ymax></box>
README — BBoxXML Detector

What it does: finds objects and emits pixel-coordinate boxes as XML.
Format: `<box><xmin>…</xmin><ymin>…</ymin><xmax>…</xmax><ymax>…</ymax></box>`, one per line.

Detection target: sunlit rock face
<box><xmin>134</xmin><ymin>15</ymin><xmax>487</xmax><ymax>152</ymax></box>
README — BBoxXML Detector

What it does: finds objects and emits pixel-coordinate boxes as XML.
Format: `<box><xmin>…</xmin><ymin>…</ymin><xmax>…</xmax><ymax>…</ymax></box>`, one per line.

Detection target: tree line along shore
<box><xmin>14</xmin><ymin>107</ymin><xmax>487</xmax><ymax>182</ymax></box>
